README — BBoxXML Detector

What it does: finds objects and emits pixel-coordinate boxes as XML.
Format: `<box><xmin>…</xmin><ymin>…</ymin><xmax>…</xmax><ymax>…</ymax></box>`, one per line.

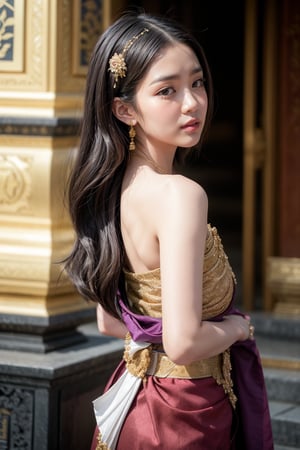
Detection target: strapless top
<box><xmin>124</xmin><ymin>224</ymin><xmax>236</xmax><ymax>320</ymax></box>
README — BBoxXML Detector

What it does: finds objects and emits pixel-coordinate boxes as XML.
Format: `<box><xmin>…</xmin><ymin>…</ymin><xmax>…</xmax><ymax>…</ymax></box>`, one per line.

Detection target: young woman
<box><xmin>65</xmin><ymin>11</ymin><xmax>273</xmax><ymax>450</ymax></box>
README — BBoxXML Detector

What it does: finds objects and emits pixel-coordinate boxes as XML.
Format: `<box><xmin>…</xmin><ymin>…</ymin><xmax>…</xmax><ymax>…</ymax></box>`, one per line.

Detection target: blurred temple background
<box><xmin>0</xmin><ymin>0</ymin><xmax>299</xmax><ymax>449</ymax></box>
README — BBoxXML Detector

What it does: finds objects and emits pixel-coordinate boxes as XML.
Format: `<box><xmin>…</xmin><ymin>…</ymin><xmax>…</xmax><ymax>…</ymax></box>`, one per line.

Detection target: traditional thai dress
<box><xmin>91</xmin><ymin>225</ymin><xmax>274</xmax><ymax>450</ymax></box>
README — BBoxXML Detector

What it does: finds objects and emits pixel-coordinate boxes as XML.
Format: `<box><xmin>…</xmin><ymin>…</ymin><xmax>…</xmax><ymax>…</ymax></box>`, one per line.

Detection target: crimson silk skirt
<box><xmin>90</xmin><ymin>361</ymin><xmax>234</xmax><ymax>450</ymax></box>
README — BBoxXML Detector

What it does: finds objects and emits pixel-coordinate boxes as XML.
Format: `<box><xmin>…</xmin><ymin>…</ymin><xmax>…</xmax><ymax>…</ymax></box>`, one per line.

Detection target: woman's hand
<box><xmin>223</xmin><ymin>314</ymin><xmax>254</xmax><ymax>341</ymax></box>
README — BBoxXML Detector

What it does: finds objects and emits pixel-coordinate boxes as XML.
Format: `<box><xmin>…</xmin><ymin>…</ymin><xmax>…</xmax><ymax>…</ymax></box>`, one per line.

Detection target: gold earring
<box><xmin>129</xmin><ymin>123</ymin><xmax>136</xmax><ymax>151</ymax></box>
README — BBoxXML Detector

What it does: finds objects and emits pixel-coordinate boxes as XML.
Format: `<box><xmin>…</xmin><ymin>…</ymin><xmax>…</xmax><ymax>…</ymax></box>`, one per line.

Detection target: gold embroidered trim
<box><xmin>205</xmin><ymin>224</ymin><xmax>237</xmax><ymax>285</ymax></box>
<box><xmin>95</xmin><ymin>432</ymin><xmax>110</xmax><ymax>450</ymax></box>
<box><xmin>146</xmin><ymin>347</ymin><xmax>237</xmax><ymax>409</ymax></box>
<box><xmin>123</xmin><ymin>332</ymin><xmax>152</xmax><ymax>380</ymax></box>
<box><xmin>147</xmin><ymin>351</ymin><xmax>222</xmax><ymax>379</ymax></box>
<box><xmin>212</xmin><ymin>348</ymin><xmax>237</xmax><ymax>409</ymax></box>
<box><xmin>124</xmin><ymin>224</ymin><xmax>237</xmax><ymax>321</ymax></box>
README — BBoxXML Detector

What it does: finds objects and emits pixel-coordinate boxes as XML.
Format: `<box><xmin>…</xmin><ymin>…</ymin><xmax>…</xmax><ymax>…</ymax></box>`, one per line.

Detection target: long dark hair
<box><xmin>64</xmin><ymin>12</ymin><xmax>214</xmax><ymax>317</ymax></box>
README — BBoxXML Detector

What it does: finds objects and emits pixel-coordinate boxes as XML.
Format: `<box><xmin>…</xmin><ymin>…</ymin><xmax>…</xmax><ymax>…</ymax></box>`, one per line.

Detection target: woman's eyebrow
<box><xmin>150</xmin><ymin>67</ymin><xmax>203</xmax><ymax>86</ymax></box>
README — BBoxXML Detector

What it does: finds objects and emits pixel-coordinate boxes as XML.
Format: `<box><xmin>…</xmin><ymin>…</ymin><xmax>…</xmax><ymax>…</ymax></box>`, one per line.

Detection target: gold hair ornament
<box><xmin>108</xmin><ymin>28</ymin><xmax>149</xmax><ymax>88</ymax></box>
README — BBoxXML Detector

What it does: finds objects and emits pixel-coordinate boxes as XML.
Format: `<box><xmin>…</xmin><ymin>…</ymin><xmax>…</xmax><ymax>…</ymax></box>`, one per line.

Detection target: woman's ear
<box><xmin>112</xmin><ymin>98</ymin><xmax>137</xmax><ymax>125</ymax></box>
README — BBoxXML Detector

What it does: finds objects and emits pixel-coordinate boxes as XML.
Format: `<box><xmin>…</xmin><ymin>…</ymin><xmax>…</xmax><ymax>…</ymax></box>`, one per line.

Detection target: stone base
<box><xmin>0</xmin><ymin>309</ymin><xmax>96</xmax><ymax>353</ymax></box>
<box><xmin>0</xmin><ymin>322</ymin><xmax>123</xmax><ymax>450</ymax></box>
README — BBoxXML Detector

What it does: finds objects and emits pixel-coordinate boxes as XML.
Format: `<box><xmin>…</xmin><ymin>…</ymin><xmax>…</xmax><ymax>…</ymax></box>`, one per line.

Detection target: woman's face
<box><xmin>133</xmin><ymin>43</ymin><xmax>208</xmax><ymax>153</ymax></box>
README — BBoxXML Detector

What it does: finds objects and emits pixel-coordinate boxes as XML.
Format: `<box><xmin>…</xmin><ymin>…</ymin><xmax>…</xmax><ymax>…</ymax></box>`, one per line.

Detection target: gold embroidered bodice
<box><xmin>124</xmin><ymin>224</ymin><xmax>237</xmax><ymax>320</ymax></box>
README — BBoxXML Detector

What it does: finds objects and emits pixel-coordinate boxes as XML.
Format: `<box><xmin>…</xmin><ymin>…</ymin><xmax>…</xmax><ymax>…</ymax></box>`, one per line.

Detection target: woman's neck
<box><xmin>131</xmin><ymin>147</ymin><xmax>174</xmax><ymax>175</ymax></box>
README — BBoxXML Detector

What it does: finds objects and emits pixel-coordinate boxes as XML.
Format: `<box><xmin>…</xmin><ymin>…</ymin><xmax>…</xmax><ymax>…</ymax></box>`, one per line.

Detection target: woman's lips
<box><xmin>181</xmin><ymin>120</ymin><xmax>200</xmax><ymax>131</ymax></box>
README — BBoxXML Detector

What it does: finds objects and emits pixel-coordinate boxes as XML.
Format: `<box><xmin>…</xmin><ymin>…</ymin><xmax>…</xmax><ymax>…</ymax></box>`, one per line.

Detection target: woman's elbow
<box><xmin>163</xmin><ymin>335</ymin><xmax>197</xmax><ymax>365</ymax></box>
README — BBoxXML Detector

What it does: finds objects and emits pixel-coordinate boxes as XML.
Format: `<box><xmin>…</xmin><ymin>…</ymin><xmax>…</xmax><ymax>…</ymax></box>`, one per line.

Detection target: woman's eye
<box><xmin>193</xmin><ymin>78</ymin><xmax>205</xmax><ymax>88</ymax></box>
<box><xmin>157</xmin><ymin>87</ymin><xmax>175</xmax><ymax>96</ymax></box>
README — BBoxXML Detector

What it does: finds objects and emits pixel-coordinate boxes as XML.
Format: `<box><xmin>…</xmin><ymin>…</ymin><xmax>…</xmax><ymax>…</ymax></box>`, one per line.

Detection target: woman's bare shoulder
<box><xmin>149</xmin><ymin>174</ymin><xmax>208</xmax><ymax>236</ymax></box>
<box><xmin>124</xmin><ymin>172</ymin><xmax>208</xmax><ymax>235</ymax></box>
<box><xmin>157</xmin><ymin>174</ymin><xmax>208</xmax><ymax>208</ymax></box>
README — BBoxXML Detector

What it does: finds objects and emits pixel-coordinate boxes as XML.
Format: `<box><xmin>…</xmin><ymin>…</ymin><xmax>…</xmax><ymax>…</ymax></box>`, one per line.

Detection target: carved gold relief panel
<box><xmin>58</xmin><ymin>0</ymin><xmax>106</xmax><ymax>91</ymax></box>
<box><xmin>0</xmin><ymin>0</ymin><xmax>107</xmax><ymax>113</ymax></box>
<box><xmin>72</xmin><ymin>0</ymin><xmax>104</xmax><ymax>76</ymax></box>
<box><xmin>0</xmin><ymin>0</ymin><xmax>46</xmax><ymax>91</ymax></box>
<box><xmin>0</xmin><ymin>153</ymin><xmax>32</xmax><ymax>213</ymax></box>
<box><xmin>0</xmin><ymin>135</ymin><xmax>77</xmax><ymax>221</ymax></box>
<box><xmin>0</xmin><ymin>0</ymin><xmax>25</xmax><ymax>72</ymax></box>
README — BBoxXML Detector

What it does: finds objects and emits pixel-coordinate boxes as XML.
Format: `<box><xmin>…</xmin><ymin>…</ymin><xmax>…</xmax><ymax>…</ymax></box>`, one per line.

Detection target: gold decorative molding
<box><xmin>267</xmin><ymin>257</ymin><xmax>300</xmax><ymax>315</ymax></box>
<box><xmin>0</xmin><ymin>117</ymin><xmax>80</xmax><ymax>137</ymax></box>
<box><xmin>0</xmin><ymin>134</ymin><xmax>79</xmax><ymax>149</ymax></box>
<box><xmin>0</xmin><ymin>94</ymin><xmax>84</xmax><ymax>118</ymax></box>
<box><xmin>0</xmin><ymin>293</ymin><xmax>93</xmax><ymax>317</ymax></box>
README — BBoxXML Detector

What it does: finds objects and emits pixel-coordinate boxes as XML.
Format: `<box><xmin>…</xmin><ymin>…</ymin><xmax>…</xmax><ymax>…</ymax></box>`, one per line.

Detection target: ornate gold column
<box><xmin>0</xmin><ymin>0</ymin><xmax>107</xmax><ymax>351</ymax></box>
<box><xmin>242</xmin><ymin>0</ymin><xmax>278</xmax><ymax>311</ymax></box>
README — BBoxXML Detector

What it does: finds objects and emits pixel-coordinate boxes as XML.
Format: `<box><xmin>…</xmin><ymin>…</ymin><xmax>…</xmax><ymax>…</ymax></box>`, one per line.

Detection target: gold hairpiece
<box><xmin>108</xmin><ymin>28</ymin><xmax>149</xmax><ymax>88</ymax></box>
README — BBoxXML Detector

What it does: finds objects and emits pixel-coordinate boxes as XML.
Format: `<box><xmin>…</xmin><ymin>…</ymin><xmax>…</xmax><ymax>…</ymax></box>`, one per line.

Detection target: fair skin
<box><xmin>97</xmin><ymin>43</ymin><xmax>250</xmax><ymax>364</ymax></box>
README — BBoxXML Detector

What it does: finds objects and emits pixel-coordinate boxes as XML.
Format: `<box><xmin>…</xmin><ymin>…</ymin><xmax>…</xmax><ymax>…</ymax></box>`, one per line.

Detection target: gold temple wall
<box><xmin>0</xmin><ymin>0</ymin><xmax>110</xmax><ymax>339</ymax></box>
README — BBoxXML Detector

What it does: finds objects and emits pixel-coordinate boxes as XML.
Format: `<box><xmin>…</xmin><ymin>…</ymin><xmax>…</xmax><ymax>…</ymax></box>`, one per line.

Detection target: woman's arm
<box><xmin>96</xmin><ymin>304</ymin><xmax>128</xmax><ymax>339</ymax></box>
<box><xmin>155</xmin><ymin>176</ymin><xmax>250</xmax><ymax>365</ymax></box>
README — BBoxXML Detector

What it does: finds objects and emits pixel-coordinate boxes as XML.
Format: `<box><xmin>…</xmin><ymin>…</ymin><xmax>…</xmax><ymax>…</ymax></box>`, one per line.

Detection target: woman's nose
<box><xmin>181</xmin><ymin>90</ymin><xmax>199</xmax><ymax>114</ymax></box>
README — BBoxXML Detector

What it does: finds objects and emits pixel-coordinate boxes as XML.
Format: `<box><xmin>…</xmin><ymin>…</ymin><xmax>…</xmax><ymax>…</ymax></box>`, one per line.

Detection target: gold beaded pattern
<box><xmin>123</xmin><ymin>332</ymin><xmax>152</xmax><ymax>380</ymax></box>
<box><xmin>95</xmin><ymin>432</ymin><xmax>110</xmax><ymax>450</ymax></box>
<box><xmin>212</xmin><ymin>348</ymin><xmax>237</xmax><ymax>408</ymax></box>
<box><xmin>108</xmin><ymin>28</ymin><xmax>149</xmax><ymax>88</ymax></box>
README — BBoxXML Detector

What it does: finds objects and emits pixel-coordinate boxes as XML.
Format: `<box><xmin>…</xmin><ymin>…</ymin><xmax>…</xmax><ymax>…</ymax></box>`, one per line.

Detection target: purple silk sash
<box><xmin>119</xmin><ymin>298</ymin><xmax>162</xmax><ymax>343</ymax></box>
<box><xmin>118</xmin><ymin>296</ymin><xmax>274</xmax><ymax>450</ymax></box>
